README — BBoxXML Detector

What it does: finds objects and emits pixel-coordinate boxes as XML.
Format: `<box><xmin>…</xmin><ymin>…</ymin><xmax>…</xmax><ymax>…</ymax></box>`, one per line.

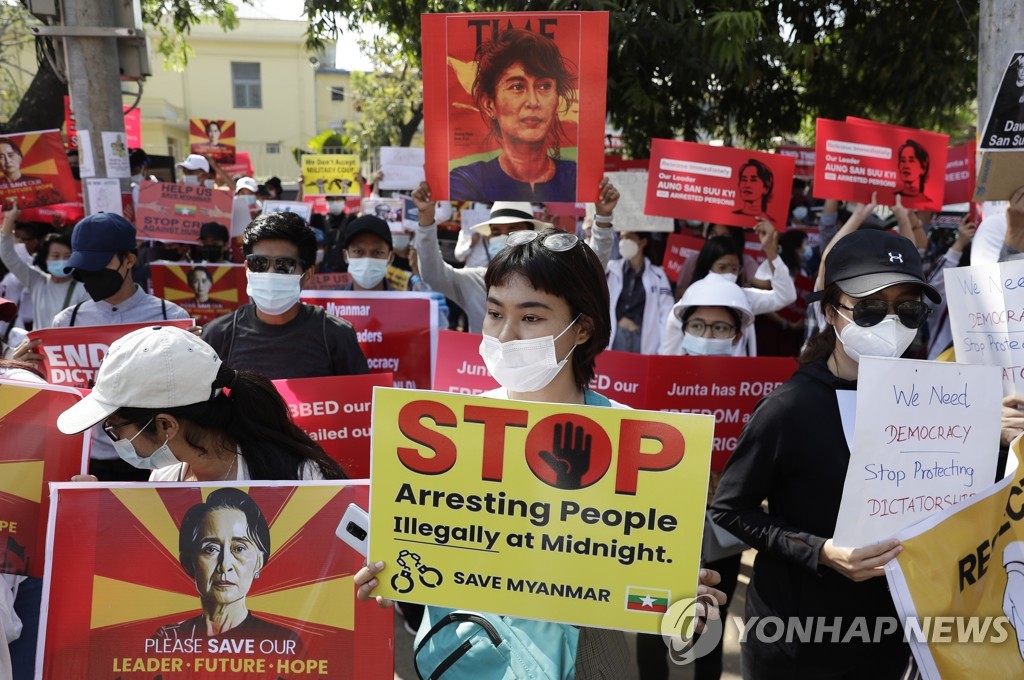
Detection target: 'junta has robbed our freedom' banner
<box><xmin>368</xmin><ymin>387</ymin><xmax>714</xmax><ymax>633</ymax></box>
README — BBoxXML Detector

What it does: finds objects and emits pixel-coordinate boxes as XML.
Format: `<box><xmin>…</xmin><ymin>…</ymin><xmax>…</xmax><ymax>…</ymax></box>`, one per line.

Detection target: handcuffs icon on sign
<box><xmin>391</xmin><ymin>549</ymin><xmax>444</xmax><ymax>594</ymax></box>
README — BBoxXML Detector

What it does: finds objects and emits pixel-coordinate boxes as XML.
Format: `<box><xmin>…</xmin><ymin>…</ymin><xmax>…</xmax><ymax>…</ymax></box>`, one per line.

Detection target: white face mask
<box><xmin>792</xmin><ymin>206</ymin><xmax>809</xmax><ymax>222</ymax></box>
<box><xmin>478</xmin><ymin>315</ymin><xmax>580</xmax><ymax>393</ymax></box>
<box><xmin>112</xmin><ymin>420</ymin><xmax>180</xmax><ymax>470</ymax></box>
<box><xmin>834</xmin><ymin>309</ymin><xmax>918</xmax><ymax>363</ymax></box>
<box><xmin>182</xmin><ymin>174</ymin><xmax>199</xmax><ymax>186</ymax></box>
<box><xmin>347</xmin><ymin>257</ymin><xmax>389</xmax><ymax>289</ymax></box>
<box><xmin>327</xmin><ymin>201</ymin><xmax>346</xmax><ymax>216</ymax></box>
<box><xmin>243</xmin><ymin>195</ymin><xmax>257</xmax><ymax>206</ymax></box>
<box><xmin>709</xmin><ymin>271</ymin><xmax>738</xmax><ymax>284</ymax></box>
<box><xmin>618</xmin><ymin>239</ymin><xmax>640</xmax><ymax>261</ymax></box>
<box><xmin>682</xmin><ymin>333</ymin><xmax>735</xmax><ymax>356</ymax></box>
<box><xmin>203</xmin><ymin>179</ymin><xmax>215</xmax><ymax>189</ymax></box>
<box><xmin>487</xmin><ymin>235</ymin><xmax>508</xmax><ymax>258</ymax></box>
<box><xmin>246</xmin><ymin>270</ymin><xmax>302</xmax><ymax>315</ymax></box>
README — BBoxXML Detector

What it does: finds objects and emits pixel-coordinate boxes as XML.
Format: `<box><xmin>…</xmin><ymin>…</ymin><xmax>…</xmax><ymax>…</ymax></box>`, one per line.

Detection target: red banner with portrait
<box><xmin>150</xmin><ymin>262</ymin><xmax>249</xmax><ymax>326</ymax></box>
<box><xmin>644</xmin><ymin>139</ymin><xmax>794</xmax><ymax>231</ymax></box>
<box><xmin>0</xmin><ymin>129</ymin><xmax>77</xmax><ymax>209</ymax></box>
<box><xmin>431</xmin><ymin>330</ymin><xmax>499</xmax><ymax>395</ymax></box>
<box><xmin>272</xmin><ymin>373</ymin><xmax>393</xmax><ymax>479</ymax></box>
<box><xmin>661</xmin><ymin>233</ymin><xmax>706</xmax><ymax>284</ymax></box>
<box><xmin>190</xmin><ymin>118</ymin><xmax>237</xmax><ymax>164</ymax></box>
<box><xmin>300</xmin><ymin>291</ymin><xmax>437</xmax><ymax>390</ymax></box>
<box><xmin>136</xmin><ymin>181</ymin><xmax>235</xmax><ymax>243</ymax></box>
<box><xmin>944</xmin><ymin>140</ymin><xmax>976</xmax><ymax>205</ymax></box>
<box><xmin>813</xmin><ymin>118</ymin><xmax>949</xmax><ymax>211</ymax></box>
<box><xmin>422</xmin><ymin>11</ymin><xmax>609</xmax><ymax>203</ymax></box>
<box><xmin>39</xmin><ymin>481</ymin><xmax>393</xmax><ymax>679</ymax></box>
<box><xmin>28</xmin><ymin>320</ymin><xmax>194</xmax><ymax>389</ymax></box>
<box><xmin>0</xmin><ymin>379</ymin><xmax>89</xmax><ymax>578</ymax></box>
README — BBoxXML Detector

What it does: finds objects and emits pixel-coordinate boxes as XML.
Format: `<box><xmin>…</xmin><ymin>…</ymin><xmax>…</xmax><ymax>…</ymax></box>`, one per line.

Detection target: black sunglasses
<box><xmin>835</xmin><ymin>300</ymin><xmax>931</xmax><ymax>329</ymax></box>
<box><xmin>245</xmin><ymin>254</ymin><xmax>301</xmax><ymax>274</ymax></box>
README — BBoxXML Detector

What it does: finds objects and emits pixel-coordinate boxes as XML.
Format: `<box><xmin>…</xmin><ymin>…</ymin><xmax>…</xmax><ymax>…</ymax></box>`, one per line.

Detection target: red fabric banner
<box><xmin>0</xmin><ymin>379</ymin><xmax>89</xmax><ymax>578</ymax></box>
<box><xmin>136</xmin><ymin>181</ymin><xmax>234</xmax><ymax>243</ymax></box>
<box><xmin>645</xmin><ymin>139</ymin><xmax>794</xmax><ymax>231</ymax></box>
<box><xmin>39</xmin><ymin>482</ymin><xmax>394</xmax><ymax>679</ymax></box>
<box><xmin>422</xmin><ymin>11</ymin><xmax>609</xmax><ymax>202</ymax></box>
<box><xmin>432</xmin><ymin>330</ymin><xmax>499</xmax><ymax>395</ymax></box>
<box><xmin>944</xmin><ymin>140</ymin><xmax>976</xmax><ymax>205</ymax></box>
<box><xmin>272</xmin><ymin>374</ymin><xmax>393</xmax><ymax>478</ymax></box>
<box><xmin>0</xmin><ymin>130</ymin><xmax>78</xmax><ymax>209</ymax></box>
<box><xmin>150</xmin><ymin>263</ymin><xmax>249</xmax><ymax>326</ymax></box>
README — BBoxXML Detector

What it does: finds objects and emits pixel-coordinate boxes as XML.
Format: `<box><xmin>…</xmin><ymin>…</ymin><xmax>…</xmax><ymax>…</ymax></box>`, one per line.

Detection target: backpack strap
<box><xmin>584</xmin><ymin>389</ymin><xmax>612</xmax><ymax>407</ymax></box>
<box><xmin>69</xmin><ymin>300</ymin><xmax>85</xmax><ymax>327</ymax></box>
<box><xmin>61</xmin><ymin>280</ymin><xmax>77</xmax><ymax>310</ymax></box>
<box><xmin>414</xmin><ymin>611</ymin><xmax>504</xmax><ymax>680</ymax></box>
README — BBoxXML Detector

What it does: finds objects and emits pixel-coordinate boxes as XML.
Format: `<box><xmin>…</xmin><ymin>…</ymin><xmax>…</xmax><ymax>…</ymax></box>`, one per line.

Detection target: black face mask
<box><xmin>198</xmin><ymin>245</ymin><xmax>225</xmax><ymax>262</ymax></box>
<box><xmin>155</xmin><ymin>247</ymin><xmax>183</xmax><ymax>261</ymax></box>
<box><xmin>76</xmin><ymin>267</ymin><xmax>127</xmax><ymax>302</ymax></box>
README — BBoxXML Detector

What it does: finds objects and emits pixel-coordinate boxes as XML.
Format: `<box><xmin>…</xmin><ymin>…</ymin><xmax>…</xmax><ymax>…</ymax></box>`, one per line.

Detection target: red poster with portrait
<box><xmin>422</xmin><ymin>11</ymin><xmax>609</xmax><ymax>203</ymax></box>
<box><xmin>136</xmin><ymin>181</ymin><xmax>235</xmax><ymax>243</ymax></box>
<box><xmin>29</xmin><ymin>320</ymin><xmax>194</xmax><ymax>389</ymax></box>
<box><xmin>272</xmin><ymin>373</ymin><xmax>394</xmax><ymax>479</ymax></box>
<box><xmin>662</xmin><ymin>233</ymin><xmax>707</xmax><ymax>283</ymax></box>
<box><xmin>300</xmin><ymin>291</ymin><xmax>438</xmax><ymax>390</ymax></box>
<box><xmin>644</xmin><ymin>139</ymin><xmax>794</xmax><ymax>231</ymax></box>
<box><xmin>0</xmin><ymin>129</ymin><xmax>77</xmax><ymax>209</ymax></box>
<box><xmin>151</xmin><ymin>263</ymin><xmax>249</xmax><ymax>326</ymax></box>
<box><xmin>813</xmin><ymin>118</ymin><xmax>948</xmax><ymax>211</ymax></box>
<box><xmin>39</xmin><ymin>481</ymin><xmax>393</xmax><ymax>679</ymax></box>
<box><xmin>190</xmin><ymin>118</ymin><xmax>237</xmax><ymax>164</ymax></box>
<box><xmin>944</xmin><ymin>140</ymin><xmax>976</xmax><ymax>205</ymax></box>
<box><xmin>0</xmin><ymin>379</ymin><xmax>89</xmax><ymax>578</ymax></box>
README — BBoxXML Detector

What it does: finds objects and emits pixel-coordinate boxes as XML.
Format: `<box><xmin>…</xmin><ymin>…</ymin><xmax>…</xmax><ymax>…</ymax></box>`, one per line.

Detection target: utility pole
<box><xmin>978</xmin><ymin>0</ymin><xmax>1024</xmax><ymax>135</ymax></box>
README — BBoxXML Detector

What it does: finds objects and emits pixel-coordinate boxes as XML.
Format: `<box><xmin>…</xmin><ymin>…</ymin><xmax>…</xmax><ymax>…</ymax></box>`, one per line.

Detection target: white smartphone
<box><xmin>336</xmin><ymin>503</ymin><xmax>370</xmax><ymax>556</ymax></box>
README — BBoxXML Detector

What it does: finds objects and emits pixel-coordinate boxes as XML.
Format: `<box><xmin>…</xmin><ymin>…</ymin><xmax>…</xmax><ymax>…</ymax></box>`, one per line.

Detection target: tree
<box><xmin>304</xmin><ymin>0</ymin><xmax>979</xmax><ymax>157</ymax></box>
<box><xmin>345</xmin><ymin>34</ymin><xmax>423</xmax><ymax>149</ymax></box>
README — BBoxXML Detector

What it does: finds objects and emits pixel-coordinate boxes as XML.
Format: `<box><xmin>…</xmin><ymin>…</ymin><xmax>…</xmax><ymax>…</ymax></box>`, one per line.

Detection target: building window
<box><xmin>266</xmin><ymin>143</ymin><xmax>280</xmax><ymax>154</ymax></box>
<box><xmin>232</xmin><ymin>62</ymin><xmax>262</xmax><ymax>109</ymax></box>
<box><xmin>330</xmin><ymin>86</ymin><xmax>345</xmax><ymax>102</ymax></box>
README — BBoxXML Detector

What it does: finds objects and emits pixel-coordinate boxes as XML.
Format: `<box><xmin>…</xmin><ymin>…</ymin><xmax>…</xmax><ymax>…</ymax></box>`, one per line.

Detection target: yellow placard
<box><xmin>368</xmin><ymin>387</ymin><xmax>714</xmax><ymax>633</ymax></box>
<box><xmin>302</xmin><ymin>155</ymin><xmax>361</xmax><ymax>195</ymax></box>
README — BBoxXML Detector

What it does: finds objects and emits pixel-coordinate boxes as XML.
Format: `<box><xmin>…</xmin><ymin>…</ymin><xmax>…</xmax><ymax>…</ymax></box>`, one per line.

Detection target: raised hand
<box><xmin>538</xmin><ymin>421</ymin><xmax>592</xmax><ymax>490</ymax></box>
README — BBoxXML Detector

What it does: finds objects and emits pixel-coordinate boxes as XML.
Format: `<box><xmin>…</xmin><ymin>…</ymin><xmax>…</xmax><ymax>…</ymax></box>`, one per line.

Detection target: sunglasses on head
<box><xmin>835</xmin><ymin>299</ymin><xmax>931</xmax><ymax>329</ymax></box>
<box><xmin>505</xmin><ymin>230</ymin><xmax>579</xmax><ymax>252</ymax></box>
<box><xmin>245</xmin><ymin>254</ymin><xmax>301</xmax><ymax>274</ymax></box>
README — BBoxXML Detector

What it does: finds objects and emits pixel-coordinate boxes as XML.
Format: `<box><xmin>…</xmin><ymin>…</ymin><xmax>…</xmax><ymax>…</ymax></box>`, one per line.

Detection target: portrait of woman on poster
<box><xmin>189</xmin><ymin>266</ymin><xmax>213</xmax><ymax>305</ymax></box>
<box><xmin>895</xmin><ymin>139</ymin><xmax>930</xmax><ymax>202</ymax></box>
<box><xmin>153</xmin><ymin>488</ymin><xmax>300</xmax><ymax>644</ymax></box>
<box><xmin>449</xmin><ymin>28</ymin><xmax>579</xmax><ymax>203</ymax></box>
<box><xmin>732</xmin><ymin>159</ymin><xmax>775</xmax><ymax>223</ymax></box>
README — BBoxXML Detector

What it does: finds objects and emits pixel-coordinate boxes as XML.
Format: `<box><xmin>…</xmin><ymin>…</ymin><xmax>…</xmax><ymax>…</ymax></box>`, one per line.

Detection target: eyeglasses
<box><xmin>103</xmin><ymin>417</ymin><xmax>154</xmax><ymax>442</ymax></box>
<box><xmin>505</xmin><ymin>230</ymin><xmax>579</xmax><ymax>252</ymax></box>
<box><xmin>683</xmin><ymin>319</ymin><xmax>737</xmax><ymax>339</ymax></box>
<box><xmin>835</xmin><ymin>300</ymin><xmax>931</xmax><ymax>329</ymax></box>
<box><xmin>245</xmin><ymin>254</ymin><xmax>301</xmax><ymax>274</ymax></box>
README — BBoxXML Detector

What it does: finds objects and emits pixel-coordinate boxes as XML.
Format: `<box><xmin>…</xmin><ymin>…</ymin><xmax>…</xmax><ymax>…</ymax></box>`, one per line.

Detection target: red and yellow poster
<box><xmin>300</xmin><ymin>291</ymin><xmax>438</xmax><ymax>390</ymax></box>
<box><xmin>64</xmin><ymin>96</ymin><xmax>142</xmax><ymax>150</ymax></box>
<box><xmin>0</xmin><ymin>129</ymin><xmax>77</xmax><ymax>209</ymax></box>
<box><xmin>645</xmin><ymin>139</ymin><xmax>795</xmax><ymax>231</ymax></box>
<box><xmin>272</xmin><ymin>373</ymin><xmax>394</xmax><ymax>479</ymax></box>
<box><xmin>0</xmin><ymin>379</ymin><xmax>89</xmax><ymax>578</ymax></box>
<box><xmin>190</xmin><ymin>118</ymin><xmax>237</xmax><ymax>164</ymax></box>
<box><xmin>39</xmin><ymin>481</ymin><xmax>394</xmax><ymax>679</ymax></box>
<box><xmin>422</xmin><ymin>11</ymin><xmax>609</xmax><ymax>203</ymax></box>
<box><xmin>151</xmin><ymin>262</ymin><xmax>249</xmax><ymax>326</ymax></box>
<box><xmin>29</xmin><ymin>320</ymin><xmax>194</xmax><ymax>389</ymax></box>
<box><xmin>813</xmin><ymin>118</ymin><xmax>949</xmax><ymax>211</ymax></box>
<box><xmin>368</xmin><ymin>388</ymin><xmax>713</xmax><ymax>633</ymax></box>
<box><xmin>136</xmin><ymin>181</ymin><xmax>234</xmax><ymax>243</ymax></box>
<box><xmin>945</xmin><ymin>140</ymin><xmax>977</xmax><ymax>205</ymax></box>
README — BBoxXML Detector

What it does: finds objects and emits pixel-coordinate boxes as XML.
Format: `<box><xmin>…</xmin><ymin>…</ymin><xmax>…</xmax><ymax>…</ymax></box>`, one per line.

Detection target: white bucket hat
<box><xmin>470</xmin><ymin>202</ymin><xmax>550</xmax><ymax>236</ymax></box>
<box><xmin>57</xmin><ymin>326</ymin><xmax>222</xmax><ymax>435</ymax></box>
<box><xmin>672</xmin><ymin>274</ymin><xmax>755</xmax><ymax>328</ymax></box>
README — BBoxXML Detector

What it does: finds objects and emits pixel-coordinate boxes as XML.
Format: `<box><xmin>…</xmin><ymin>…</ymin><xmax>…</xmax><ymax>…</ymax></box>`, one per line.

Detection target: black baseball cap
<box><xmin>65</xmin><ymin>213</ymin><xmax>137</xmax><ymax>273</ymax></box>
<box><xmin>344</xmin><ymin>215</ymin><xmax>393</xmax><ymax>250</ymax></box>
<box><xmin>808</xmin><ymin>230</ymin><xmax>940</xmax><ymax>303</ymax></box>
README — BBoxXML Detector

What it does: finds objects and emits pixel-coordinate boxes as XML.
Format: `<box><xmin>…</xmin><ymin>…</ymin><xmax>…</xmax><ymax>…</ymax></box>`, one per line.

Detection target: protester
<box><xmin>925</xmin><ymin>215</ymin><xmax>975</xmax><ymax>359</ymax></box>
<box><xmin>410</xmin><ymin>180</ymin><xmax>620</xmax><ymax>333</ymax></box>
<box><xmin>176</xmin><ymin>154</ymin><xmax>213</xmax><ymax>187</ymax></box>
<box><xmin>454</xmin><ymin>227</ymin><xmax>491</xmax><ymax>267</ymax></box>
<box><xmin>674</xmin><ymin>224</ymin><xmax>759</xmax><ymax>298</ymax></box>
<box><xmin>201</xmin><ymin>212</ymin><xmax>368</xmax><ymax>380</ymax></box>
<box><xmin>197</xmin><ymin>222</ymin><xmax>230</xmax><ymax>263</ymax></box>
<box><xmin>710</xmin><ymin>229</ymin><xmax>942</xmax><ymax>678</ymax></box>
<box><xmin>355</xmin><ymin>226</ymin><xmax>726</xmax><ymax>678</ymax></box>
<box><xmin>57</xmin><ymin>325</ymin><xmax>345</xmax><ymax>481</ymax></box>
<box><xmin>0</xmin><ymin>203</ymin><xmax>89</xmax><ymax>330</ymax></box>
<box><xmin>339</xmin><ymin>215</ymin><xmax>395</xmax><ymax>291</ymax></box>
<box><xmin>754</xmin><ymin>229</ymin><xmax>810</xmax><ymax>357</ymax></box>
<box><xmin>605</xmin><ymin>230</ymin><xmax>674</xmax><ymax>354</ymax></box>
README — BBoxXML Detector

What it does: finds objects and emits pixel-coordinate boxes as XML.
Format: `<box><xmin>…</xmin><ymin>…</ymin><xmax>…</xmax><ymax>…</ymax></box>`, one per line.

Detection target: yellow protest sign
<box><xmin>368</xmin><ymin>388</ymin><xmax>714</xmax><ymax>633</ymax></box>
<box><xmin>302</xmin><ymin>154</ymin><xmax>361</xmax><ymax>195</ymax></box>
<box><xmin>885</xmin><ymin>438</ymin><xmax>1024</xmax><ymax>678</ymax></box>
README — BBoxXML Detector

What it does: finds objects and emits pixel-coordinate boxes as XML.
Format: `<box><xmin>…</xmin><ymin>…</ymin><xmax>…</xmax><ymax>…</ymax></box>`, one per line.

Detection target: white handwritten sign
<box><xmin>832</xmin><ymin>357</ymin><xmax>1002</xmax><ymax>548</ymax></box>
<box><xmin>585</xmin><ymin>171</ymin><xmax>674</xmax><ymax>233</ymax></box>
<box><xmin>379</xmin><ymin>146</ymin><xmax>425</xmax><ymax>190</ymax></box>
<box><xmin>945</xmin><ymin>259</ymin><xmax>1024</xmax><ymax>394</ymax></box>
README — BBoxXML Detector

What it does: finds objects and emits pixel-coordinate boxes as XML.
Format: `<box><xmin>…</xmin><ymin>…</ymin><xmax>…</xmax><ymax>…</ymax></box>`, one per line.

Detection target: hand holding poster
<box><xmin>832</xmin><ymin>357</ymin><xmax>1002</xmax><ymax>548</ymax></box>
<box><xmin>645</xmin><ymin>139</ymin><xmax>795</xmax><ymax>230</ymax></box>
<box><xmin>190</xmin><ymin>118</ymin><xmax>236</xmax><ymax>164</ymax></box>
<box><xmin>150</xmin><ymin>262</ymin><xmax>249</xmax><ymax>326</ymax></box>
<box><xmin>378</xmin><ymin>146</ymin><xmax>425</xmax><ymax>190</ymax></box>
<box><xmin>302</xmin><ymin>155</ymin><xmax>361</xmax><ymax>195</ymax></box>
<box><xmin>0</xmin><ymin>130</ymin><xmax>77</xmax><ymax>209</ymax></box>
<box><xmin>368</xmin><ymin>388</ymin><xmax>713</xmax><ymax>633</ymax></box>
<box><xmin>135</xmin><ymin>181</ymin><xmax>234</xmax><ymax>243</ymax></box>
<box><xmin>422</xmin><ymin>11</ymin><xmax>608</xmax><ymax>202</ymax></box>
<box><xmin>0</xmin><ymin>379</ymin><xmax>89</xmax><ymax>578</ymax></box>
<box><xmin>39</xmin><ymin>482</ymin><xmax>394</xmax><ymax>679</ymax></box>
<box><xmin>813</xmin><ymin>118</ymin><xmax>949</xmax><ymax>211</ymax></box>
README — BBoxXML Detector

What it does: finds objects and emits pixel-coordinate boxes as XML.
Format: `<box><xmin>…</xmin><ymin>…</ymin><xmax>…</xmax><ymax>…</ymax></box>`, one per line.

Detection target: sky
<box><xmin>236</xmin><ymin>0</ymin><xmax>375</xmax><ymax>71</ymax></box>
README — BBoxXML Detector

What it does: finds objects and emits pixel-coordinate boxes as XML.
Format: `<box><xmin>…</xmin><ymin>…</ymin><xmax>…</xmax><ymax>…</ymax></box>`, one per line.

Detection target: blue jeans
<box><xmin>612</xmin><ymin>326</ymin><xmax>642</xmax><ymax>353</ymax></box>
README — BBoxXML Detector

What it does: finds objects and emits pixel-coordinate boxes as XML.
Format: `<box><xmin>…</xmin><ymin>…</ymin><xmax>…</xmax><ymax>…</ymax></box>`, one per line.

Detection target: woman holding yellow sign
<box><xmin>356</xmin><ymin>227</ymin><xmax>727</xmax><ymax>678</ymax></box>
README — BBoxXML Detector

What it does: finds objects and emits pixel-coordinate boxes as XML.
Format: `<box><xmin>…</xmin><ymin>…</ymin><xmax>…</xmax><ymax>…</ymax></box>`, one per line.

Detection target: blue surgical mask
<box><xmin>47</xmin><ymin>260</ymin><xmax>69</xmax><ymax>277</ymax></box>
<box><xmin>487</xmin><ymin>235</ymin><xmax>508</xmax><ymax>258</ymax></box>
<box><xmin>111</xmin><ymin>419</ymin><xmax>181</xmax><ymax>470</ymax></box>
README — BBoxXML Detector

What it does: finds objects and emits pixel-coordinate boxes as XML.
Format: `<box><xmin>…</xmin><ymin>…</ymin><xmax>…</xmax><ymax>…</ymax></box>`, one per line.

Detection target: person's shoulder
<box><xmin>317</xmin><ymin>304</ymin><xmax>357</xmax><ymax>332</ymax></box>
<box><xmin>161</xmin><ymin>298</ymin><xmax>193</xmax><ymax>320</ymax></box>
<box><xmin>449</xmin><ymin>160</ymin><xmax>490</xmax><ymax>201</ymax></box>
<box><xmin>149</xmin><ymin>463</ymin><xmax>186</xmax><ymax>482</ymax></box>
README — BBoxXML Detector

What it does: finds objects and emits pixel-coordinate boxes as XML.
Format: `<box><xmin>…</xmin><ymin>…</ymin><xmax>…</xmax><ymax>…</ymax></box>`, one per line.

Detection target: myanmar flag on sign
<box><xmin>175</xmin><ymin>204</ymin><xmax>196</xmax><ymax>215</ymax></box>
<box><xmin>625</xmin><ymin>586</ymin><xmax>670</xmax><ymax>613</ymax></box>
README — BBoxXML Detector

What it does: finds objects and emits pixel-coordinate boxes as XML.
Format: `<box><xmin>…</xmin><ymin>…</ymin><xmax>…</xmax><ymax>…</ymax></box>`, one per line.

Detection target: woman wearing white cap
<box><xmin>57</xmin><ymin>325</ymin><xmax>345</xmax><ymax>482</ymax></box>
